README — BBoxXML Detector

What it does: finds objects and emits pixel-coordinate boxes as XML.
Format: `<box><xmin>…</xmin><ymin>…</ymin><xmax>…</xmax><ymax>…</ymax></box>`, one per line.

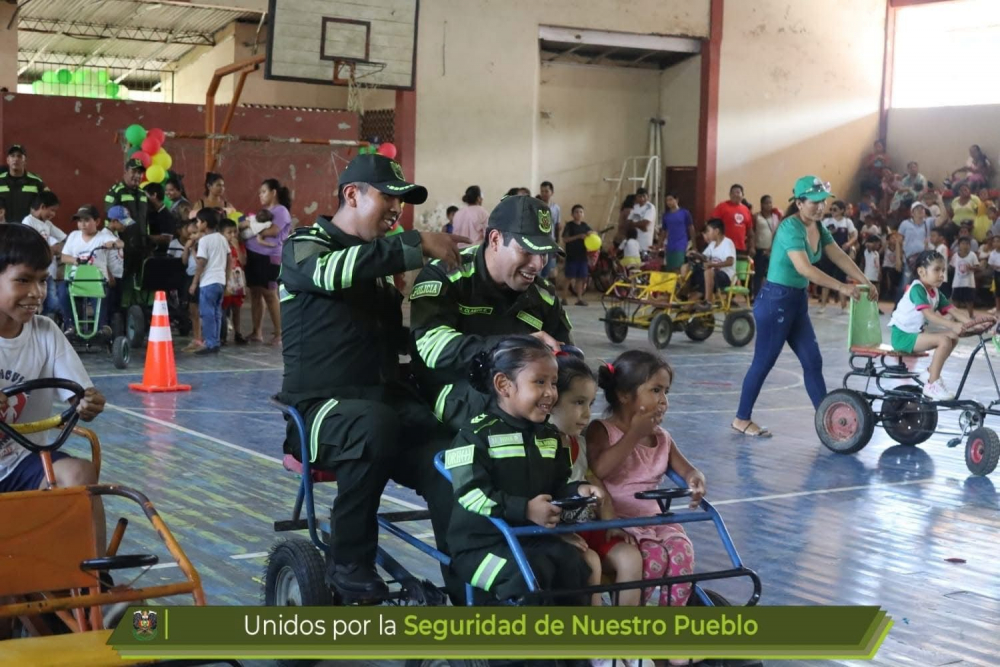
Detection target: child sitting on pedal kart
<box><xmin>0</xmin><ymin>224</ymin><xmax>107</xmax><ymax>530</ymax></box>
<box><xmin>446</xmin><ymin>335</ymin><xmax>602</xmax><ymax>604</ymax></box>
<box><xmin>550</xmin><ymin>353</ymin><xmax>643</xmax><ymax>606</ymax></box>
<box><xmin>889</xmin><ymin>249</ymin><xmax>974</xmax><ymax>400</ymax></box>
<box><xmin>684</xmin><ymin>218</ymin><xmax>735</xmax><ymax>311</ymax></box>
<box><xmin>587</xmin><ymin>349</ymin><xmax>706</xmax><ymax>607</ymax></box>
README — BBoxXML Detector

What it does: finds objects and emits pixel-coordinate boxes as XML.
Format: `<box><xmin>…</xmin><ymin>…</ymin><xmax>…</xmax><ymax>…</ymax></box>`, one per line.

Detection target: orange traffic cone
<box><xmin>129</xmin><ymin>291</ymin><xmax>192</xmax><ymax>393</ymax></box>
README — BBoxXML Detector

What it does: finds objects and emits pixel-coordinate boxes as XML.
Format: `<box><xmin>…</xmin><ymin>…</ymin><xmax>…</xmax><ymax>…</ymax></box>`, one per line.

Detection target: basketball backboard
<box><xmin>266</xmin><ymin>0</ymin><xmax>418</xmax><ymax>90</ymax></box>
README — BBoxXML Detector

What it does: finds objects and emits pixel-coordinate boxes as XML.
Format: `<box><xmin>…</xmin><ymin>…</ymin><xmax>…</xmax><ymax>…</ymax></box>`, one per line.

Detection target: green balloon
<box><xmin>32</xmin><ymin>80</ymin><xmax>42</xmax><ymax>93</ymax></box>
<box><xmin>56</xmin><ymin>69</ymin><xmax>72</xmax><ymax>84</ymax></box>
<box><xmin>97</xmin><ymin>70</ymin><xmax>109</xmax><ymax>85</ymax></box>
<box><xmin>106</xmin><ymin>82</ymin><xmax>120</xmax><ymax>98</ymax></box>
<box><xmin>125</xmin><ymin>124</ymin><xmax>147</xmax><ymax>146</ymax></box>
<box><xmin>72</xmin><ymin>70</ymin><xmax>87</xmax><ymax>84</ymax></box>
<box><xmin>41</xmin><ymin>71</ymin><xmax>56</xmax><ymax>84</ymax></box>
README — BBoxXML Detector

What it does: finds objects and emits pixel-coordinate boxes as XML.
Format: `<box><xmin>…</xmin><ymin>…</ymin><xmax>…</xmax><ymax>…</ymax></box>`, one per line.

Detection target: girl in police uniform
<box><xmin>444</xmin><ymin>335</ymin><xmax>601</xmax><ymax>604</ymax></box>
<box><xmin>888</xmin><ymin>250</ymin><xmax>973</xmax><ymax>400</ymax></box>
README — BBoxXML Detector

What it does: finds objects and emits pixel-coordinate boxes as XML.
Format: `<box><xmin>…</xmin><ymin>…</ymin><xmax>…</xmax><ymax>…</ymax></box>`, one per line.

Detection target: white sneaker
<box><xmin>923</xmin><ymin>379</ymin><xmax>954</xmax><ymax>400</ymax></box>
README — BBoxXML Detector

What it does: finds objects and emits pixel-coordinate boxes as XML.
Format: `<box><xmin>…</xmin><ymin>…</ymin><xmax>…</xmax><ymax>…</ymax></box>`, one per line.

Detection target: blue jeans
<box><xmin>43</xmin><ymin>277</ymin><xmax>60</xmax><ymax>317</ymax></box>
<box><xmin>736</xmin><ymin>281</ymin><xmax>826</xmax><ymax>420</ymax></box>
<box><xmin>199</xmin><ymin>283</ymin><xmax>224</xmax><ymax>349</ymax></box>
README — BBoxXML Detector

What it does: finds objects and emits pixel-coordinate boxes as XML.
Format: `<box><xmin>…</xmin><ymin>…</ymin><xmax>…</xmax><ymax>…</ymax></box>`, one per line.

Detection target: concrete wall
<box><xmin>413</xmin><ymin>0</ymin><xmax>710</xmax><ymax>212</ymax></box>
<box><xmin>536</xmin><ymin>63</ymin><xmax>661</xmax><ymax>228</ymax></box>
<box><xmin>0</xmin><ymin>2</ymin><xmax>17</xmax><ymax>92</ymax></box>
<box><xmin>659</xmin><ymin>55</ymin><xmax>701</xmax><ymax>167</ymax></box>
<box><xmin>715</xmin><ymin>0</ymin><xmax>886</xmax><ymax>206</ymax></box>
<box><xmin>887</xmin><ymin>105</ymin><xmax>1000</xmax><ymax>188</ymax></box>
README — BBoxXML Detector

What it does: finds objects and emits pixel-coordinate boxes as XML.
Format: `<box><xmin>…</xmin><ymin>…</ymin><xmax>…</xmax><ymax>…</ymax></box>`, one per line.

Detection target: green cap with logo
<box><xmin>791</xmin><ymin>175</ymin><xmax>835</xmax><ymax>202</ymax></box>
<box><xmin>338</xmin><ymin>153</ymin><xmax>427</xmax><ymax>205</ymax></box>
<box><xmin>487</xmin><ymin>195</ymin><xmax>565</xmax><ymax>256</ymax></box>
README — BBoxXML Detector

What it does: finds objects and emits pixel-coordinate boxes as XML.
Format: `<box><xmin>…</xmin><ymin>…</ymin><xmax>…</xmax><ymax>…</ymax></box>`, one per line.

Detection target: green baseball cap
<box><xmin>487</xmin><ymin>195</ymin><xmax>564</xmax><ymax>256</ymax></box>
<box><xmin>338</xmin><ymin>153</ymin><xmax>427</xmax><ymax>205</ymax></box>
<box><xmin>791</xmin><ymin>175</ymin><xmax>835</xmax><ymax>202</ymax></box>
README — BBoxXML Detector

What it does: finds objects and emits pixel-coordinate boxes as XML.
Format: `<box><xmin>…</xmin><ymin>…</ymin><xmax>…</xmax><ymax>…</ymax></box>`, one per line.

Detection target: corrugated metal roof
<box><xmin>17</xmin><ymin>0</ymin><xmax>263</xmax><ymax>83</ymax></box>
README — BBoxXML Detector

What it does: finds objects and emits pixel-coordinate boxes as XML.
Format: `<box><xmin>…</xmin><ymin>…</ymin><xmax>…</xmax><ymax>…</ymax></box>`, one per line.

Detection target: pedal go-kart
<box><xmin>815</xmin><ymin>288</ymin><xmax>1000</xmax><ymax>476</ymax></box>
<box><xmin>0</xmin><ymin>379</ymin><xmax>218</xmax><ymax>664</ymax></box>
<box><xmin>64</xmin><ymin>249</ymin><xmax>133</xmax><ymax>369</ymax></box>
<box><xmin>600</xmin><ymin>259</ymin><xmax>755</xmax><ymax>350</ymax></box>
<box><xmin>265</xmin><ymin>393</ymin><xmax>763</xmax><ymax>667</ymax></box>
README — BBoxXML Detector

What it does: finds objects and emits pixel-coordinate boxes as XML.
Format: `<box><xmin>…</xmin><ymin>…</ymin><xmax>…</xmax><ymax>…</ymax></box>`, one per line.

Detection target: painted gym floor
<box><xmin>60</xmin><ymin>300</ymin><xmax>1000</xmax><ymax>667</ymax></box>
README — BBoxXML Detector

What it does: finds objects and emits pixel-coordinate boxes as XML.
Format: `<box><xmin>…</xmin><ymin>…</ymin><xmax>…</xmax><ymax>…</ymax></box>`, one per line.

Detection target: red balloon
<box><xmin>146</xmin><ymin>128</ymin><xmax>165</xmax><ymax>144</ymax></box>
<box><xmin>141</xmin><ymin>136</ymin><xmax>161</xmax><ymax>155</ymax></box>
<box><xmin>131</xmin><ymin>150</ymin><xmax>152</xmax><ymax>168</ymax></box>
<box><xmin>376</xmin><ymin>142</ymin><xmax>397</xmax><ymax>160</ymax></box>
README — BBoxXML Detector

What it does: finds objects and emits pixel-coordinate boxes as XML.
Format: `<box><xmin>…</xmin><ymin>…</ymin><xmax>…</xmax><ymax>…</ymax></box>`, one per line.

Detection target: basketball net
<box><xmin>337</xmin><ymin>61</ymin><xmax>385</xmax><ymax>115</ymax></box>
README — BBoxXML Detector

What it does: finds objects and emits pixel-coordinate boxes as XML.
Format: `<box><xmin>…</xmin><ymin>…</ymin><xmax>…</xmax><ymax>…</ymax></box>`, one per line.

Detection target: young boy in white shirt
<box><xmin>189</xmin><ymin>208</ymin><xmax>231</xmax><ymax>355</ymax></box>
<box><xmin>686</xmin><ymin>218</ymin><xmax>735</xmax><ymax>309</ymax></box>
<box><xmin>21</xmin><ymin>191</ymin><xmax>67</xmax><ymax>321</ymax></box>
<box><xmin>60</xmin><ymin>205</ymin><xmax>122</xmax><ymax>335</ymax></box>
<box><xmin>0</xmin><ymin>224</ymin><xmax>107</xmax><ymax>551</ymax></box>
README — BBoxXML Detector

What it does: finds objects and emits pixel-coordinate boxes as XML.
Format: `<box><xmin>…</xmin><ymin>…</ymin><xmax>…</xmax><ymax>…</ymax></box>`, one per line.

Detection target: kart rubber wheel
<box><xmin>648</xmin><ymin>313</ymin><xmax>673</xmax><ymax>349</ymax></box>
<box><xmin>110</xmin><ymin>312</ymin><xmax>125</xmax><ymax>339</ymax></box>
<box><xmin>111</xmin><ymin>336</ymin><xmax>130</xmax><ymax>370</ymax></box>
<box><xmin>722</xmin><ymin>310</ymin><xmax>755</xmax><ymax>347</ymax></box>
<box><xmin>816</xmin><ymin>389</ymin><xmax>875</xmax><ymax>454</ymax></box>
<box><xmin>127</xmin><ymin>305</ymin><xmax>146</xmax><ymax>348</ymax></box>
<box><xmin>687</xmin><ymin>588</ymin><xmax>731</xmax><ymax>607</ymax></box>
<box><xmin>881</xmin><ymin>385</ymin><xmax>937</xmax><ymax>446</ymax></box>
<box><xmin>591</xmin><ymin>268</ymin><xmax>613</xmax><ymax>294</ymax></box>
<box><xmin>604</xmin><ymin>307</ymin><xmax>629</xmax><ymax>344</ymax></box>
<box><xmin>684</xmin><ymin>315</ymin><xmax>715</xmax><ymax>342</ymax></box>
<box><xmin>264</xmin><ymin>538</ymin><xmax>332</xmax><ymax>667</ymax></box>
<box><xmin>965</xmin><ymin>427</ymin><xmax>1000</xmax><ymax>476</ymax></box>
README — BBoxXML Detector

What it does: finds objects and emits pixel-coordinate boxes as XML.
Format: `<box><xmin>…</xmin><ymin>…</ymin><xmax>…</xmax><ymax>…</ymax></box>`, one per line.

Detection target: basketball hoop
<box><xmin>333</xmin><ymin>60</ymin><xmax>387</xmax><ymax>115</ymax></box>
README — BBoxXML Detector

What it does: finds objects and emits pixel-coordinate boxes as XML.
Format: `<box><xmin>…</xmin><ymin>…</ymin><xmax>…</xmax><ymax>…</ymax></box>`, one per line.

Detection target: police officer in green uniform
<box><xmin>105</xmin><ymin>159</ymin><xmax>152</xmax><ymax>297</ymax></box>
<box><xmin>410</xmin><ymin>195</ymin><xmax>574</xmax><ymax>433</ymax></box>
<box><xmin>0</xmin><ymin>145</ymin><xmax>47</xmax><ymax>223</ymax></box>
<box><xmin>278</xmin><ymin>153</ymin><xmax>468</xmax><ymax>600</ymax></box>
<box><xmin>445</xmin><ymin>336</ymin><xmax>593</xmax><ymax>604</ymax></box>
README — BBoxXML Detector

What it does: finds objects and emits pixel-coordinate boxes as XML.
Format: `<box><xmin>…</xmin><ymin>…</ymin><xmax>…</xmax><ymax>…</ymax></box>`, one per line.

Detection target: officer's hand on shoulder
<box><xmin>419</xmin><ymin>232</ymin><xmax>470</xmax><ymax>272</ymax></box>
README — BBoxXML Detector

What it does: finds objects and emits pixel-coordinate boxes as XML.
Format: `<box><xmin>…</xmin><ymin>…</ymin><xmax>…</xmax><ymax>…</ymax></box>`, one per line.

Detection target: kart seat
<box><xmin>0</xmin><ymin>629</ymin><xmax>145</xmax><ymax>667</ymax></box>
<box><xmin>282</xmin><ymin>454</ymin><xmax>337</xmax><ymax>483</ymax></box>
<box><xmin>849</xmin><ymin>344</ymin><xmax>928</xmax><ymax>359</ymax></box>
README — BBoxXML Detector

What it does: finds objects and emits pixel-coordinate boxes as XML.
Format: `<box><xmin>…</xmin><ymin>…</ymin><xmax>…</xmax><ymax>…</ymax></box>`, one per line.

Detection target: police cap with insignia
<box><xmin>487</xmin><ymin>194</ymin><xmax>564</xmax><ymax>256</ymax></box>
<box><xmin>338</xmin><ymin>153</ymin><xmax>427</xmax><ymax>205</ymax></box>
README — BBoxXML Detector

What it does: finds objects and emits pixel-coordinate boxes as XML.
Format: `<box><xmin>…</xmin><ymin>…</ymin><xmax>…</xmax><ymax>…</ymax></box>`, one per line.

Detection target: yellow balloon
<box><xmin>145</xmin><ymin>164</ymin><xmax>165</xmax><ymax>183</ymax></box>
<box><xmin>151</xmin><ymin>149</ymin><xmax>172</xmax><ymax>171</ymax></box>
<box><xmin>140</xmin><ymin>181</ymin><xmax>150</xmax><ymax>188</ymax></box>
<box><xmin>584</xmin><ymin>233</ymin><xmax>602</xmax><ymax>252</ymax></box>
<box><xmin>228</xmin><ymin>210</ymin><xmax>243</xmax><ymax>222</ymax></box>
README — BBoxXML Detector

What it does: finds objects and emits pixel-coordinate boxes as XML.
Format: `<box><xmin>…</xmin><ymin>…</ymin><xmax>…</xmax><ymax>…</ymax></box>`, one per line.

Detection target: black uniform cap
<box><xmin>487</xmin><ymin>195</ymin><xmax>564</xmax><ymax>256</ymax></box>
<box><xmin>339</xmin><ymin>153</ymin><xmax>427</xmax><ymax>205</ymax></box>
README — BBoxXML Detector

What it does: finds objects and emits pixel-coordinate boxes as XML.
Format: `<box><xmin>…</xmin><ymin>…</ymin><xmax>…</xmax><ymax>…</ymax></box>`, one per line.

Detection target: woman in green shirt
<box><xmin>732</xmin><ymin>176</ymin><xmax>878</xmax><ymax>437</ymax></box>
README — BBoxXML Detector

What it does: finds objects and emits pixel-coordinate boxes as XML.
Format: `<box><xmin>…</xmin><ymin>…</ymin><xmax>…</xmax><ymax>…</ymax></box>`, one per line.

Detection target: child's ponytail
<box><xmin>467</xmin><ymin>335</ymin><xmax>554</xmax><ymax>397</ymax></box>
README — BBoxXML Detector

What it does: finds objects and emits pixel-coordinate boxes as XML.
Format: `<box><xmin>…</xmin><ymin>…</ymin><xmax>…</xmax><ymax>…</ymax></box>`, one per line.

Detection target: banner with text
<box><xmin>111</xmin><ymin>606</ymin><xmax>892</xmax><ymax>661</ymax></box>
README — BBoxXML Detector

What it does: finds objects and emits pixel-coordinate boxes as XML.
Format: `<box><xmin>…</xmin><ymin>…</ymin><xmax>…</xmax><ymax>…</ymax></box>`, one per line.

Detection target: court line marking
<box><xmin>90</xmin><ymin>367</ymin><xmax>280</xmax><ymax>379</ymax></box>
<box><xmin>103</xmin><ymin>403</ymin><xmax>425</xmax><ymax>511</ymax></box>
<box><xmin>230</xmin><ymin>551</ymin><xmax>269</xmax><ymax>560</ymax></box>
<box><xmin>710</xmin><ymin>478</ymin><xmax>933</xmax><ymax>506</ymax></box>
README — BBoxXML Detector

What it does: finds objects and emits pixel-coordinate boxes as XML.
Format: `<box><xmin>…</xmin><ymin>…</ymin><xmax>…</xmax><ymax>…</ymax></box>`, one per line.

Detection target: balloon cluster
<box><xmin>31</xmin><ymin>69</ymin><xmax>129</xmax><ymax>99</ymax></box>
<box><xmin>358</xmin><ymin>142</ymin><xmax>398</xmax><ymax>160</ymax></box>
<box><xmin>124</xmin><ymin>125</ymin><xmax>173</xmax><ymax>185</ymax></box>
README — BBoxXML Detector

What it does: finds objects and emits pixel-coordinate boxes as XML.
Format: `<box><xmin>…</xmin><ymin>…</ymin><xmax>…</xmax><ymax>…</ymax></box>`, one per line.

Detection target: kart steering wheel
<box><xmin>550</xmin><ymin>494</ymin><xmax>600</xmax><ymax>510</ymax></box>
<box><xmin>0</xmin><ymin>379</ymin><xmax>84</xmax><ymax>453</ymax></box>
<box><xmin>960</xmin><ymin>316</ymin><xmax>996</xmax><ymax>338</ymax></box>
<box><xmin>635</xmin><ymin>487</ymin><xmax>694</xmax><ymax>515</ymax></box>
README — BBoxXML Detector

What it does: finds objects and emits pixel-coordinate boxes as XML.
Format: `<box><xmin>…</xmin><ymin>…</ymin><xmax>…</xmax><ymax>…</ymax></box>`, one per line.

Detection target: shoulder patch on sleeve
<box><xmin>410</xmin><ymin>280</ymin><xmax>443</xmax><ymax>300</ymax></box>
<box><xmin>445</xmin><ymin>444</ymin><xmax>475</xmax><ymax>469</ymax></box>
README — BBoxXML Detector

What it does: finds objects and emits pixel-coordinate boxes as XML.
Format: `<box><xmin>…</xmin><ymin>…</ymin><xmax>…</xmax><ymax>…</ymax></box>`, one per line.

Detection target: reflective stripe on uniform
<box><xmin>434</xmin><ymin>384</ymin><xmax>453</xmax><ymax>422</ymax></box>
<box><xmin>415</xmin><ymin>325</ymin><xmax>461</xmax><ymax>369</ymax></box>
<box><xmin>516</xmin><ymin>311</ymin><xmax>543</xmax><ymax>330</ymax></box>
<box><xmin>535</xmin><ymin>437</ymin><xmax>558</xmax><ymax>458</ymax></box>
<box><xmin>21</xmin><ymin>185</ymin><xmax>38</xmax><ymax>194</ymax></box>
<box><xmin>121</xmin><ymin>194</ymin><xmax>135</xmax><ymax>202</ymax></box>
<box><xmin>535</xmin><ymin>285</ymin><xmax>555</xmax><ymax>306</ymax></box>
<box><xmin>488</xmin><ymin>445</ymin><xmax>525</xmax><ymax>459</ymax></box>
<box><xmin>308</xmin><ymin>399</ymin><xmax>339</xmax><ymax>463</ymax></box>
<box><xmin>458</xmin><ymin>488</ymin><xmax>496</xmax><ymax>515</ymax></box>
<box><xmin>278</xmin><ymin>285</ymin><xmax>295</xmax><ymax>302</ymax></box>
<box><xmin>470</xmin><ymin>553</ymin><xmax>508</xmax><ymax>592</ymax></box>
<box><xmin>340</xmin><ymin>245</ymin><xmax>360</xmax><ymax>289</ymax></box>
<box><xmin>447</xmin><ymin>263</ymin><xmax>476</xmax><ymax>282</ymax></box>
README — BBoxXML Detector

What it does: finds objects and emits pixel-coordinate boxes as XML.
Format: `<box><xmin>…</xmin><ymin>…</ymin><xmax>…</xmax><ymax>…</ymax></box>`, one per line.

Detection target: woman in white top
<box><xmin>450</xmin><ymin>185</ymin><xmax>489</xmax><ymax>248</ymax></box>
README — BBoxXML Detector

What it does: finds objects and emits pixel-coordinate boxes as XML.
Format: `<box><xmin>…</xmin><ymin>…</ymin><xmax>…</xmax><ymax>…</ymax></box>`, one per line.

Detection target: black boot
<box><xmin>325</xmin><ymin>560</ymin><xmax>388</xmax><ymax>601</ymax></box>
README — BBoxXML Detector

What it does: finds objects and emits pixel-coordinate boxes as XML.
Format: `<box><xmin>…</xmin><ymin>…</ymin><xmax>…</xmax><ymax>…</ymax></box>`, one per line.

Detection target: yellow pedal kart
<box><xmin>600</xmin><ymin>259</ymin><xmax>756</xmax><ymax>350</ymax></box>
